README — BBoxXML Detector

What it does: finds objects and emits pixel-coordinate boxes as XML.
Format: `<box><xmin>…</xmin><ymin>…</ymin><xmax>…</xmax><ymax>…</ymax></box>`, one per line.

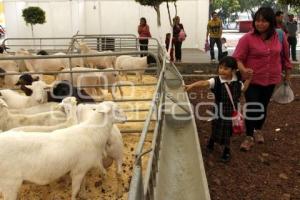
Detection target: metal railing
<box><xmin>0</xmin><ymin>36</ymin><xmax>191</xmax><ymax>199</ymax></box>
<box><xmin>1</xmin><ymin>34</ymin><xmax>164</xmax><ymax>62</ymax></box>
<box><xmin>127</xmin><ymin>42</ymin><xmax>173</xmax><ymax>199</ymax></box>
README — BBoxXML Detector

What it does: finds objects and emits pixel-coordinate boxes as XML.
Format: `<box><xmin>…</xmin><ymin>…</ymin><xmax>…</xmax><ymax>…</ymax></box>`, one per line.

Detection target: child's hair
<box><xmin>219</xmin><ymin>56</ymin><xmax>237</xmax><ymax>70</ymax></box>
<box><xmin>166</xmin><ymin>33</ymin><xmax>171</xmax><ymax>39</ymax></box>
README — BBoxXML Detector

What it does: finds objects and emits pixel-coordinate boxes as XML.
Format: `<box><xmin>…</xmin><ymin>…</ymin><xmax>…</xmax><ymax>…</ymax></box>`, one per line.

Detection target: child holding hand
<box><xmin>185</xmin><ymin>56</ymin><xmax>251</xmax><ymax>162</ymax></box>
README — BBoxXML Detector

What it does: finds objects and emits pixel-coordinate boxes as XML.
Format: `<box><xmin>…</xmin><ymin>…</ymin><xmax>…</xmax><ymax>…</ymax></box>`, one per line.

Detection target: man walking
<box><xmin>275</xmin><ymin>11</ymin><xmax>288</xmax><ymax>33</ymax></box>
<box><xmin>206</xmin><ymin>12</ymin><xmax>222</xmax><ymax>63</ymax></box>
<box><xmin>286</xmin><ymin>14</ymin><xmax>298</xmax><ymax>61</ymax></box>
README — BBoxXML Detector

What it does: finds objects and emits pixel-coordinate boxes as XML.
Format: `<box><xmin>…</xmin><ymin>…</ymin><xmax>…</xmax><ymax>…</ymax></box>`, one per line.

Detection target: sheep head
<box><xmin>0</xmin><ymin>98</ymin><xmax>8</xmax><ymax>108</ymax></box>
<box><xmin>97</xmin><ymin>101</ymin><xmax>127</xmax><ymax>124</ymax></box>
<box><xmin>25</xmin><ymin>80</ymin><xmax>48</xmax><ymax>104</ymax></box>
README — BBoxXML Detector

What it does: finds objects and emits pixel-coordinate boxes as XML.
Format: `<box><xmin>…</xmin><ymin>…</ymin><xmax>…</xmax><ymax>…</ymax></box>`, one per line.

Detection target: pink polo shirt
<box><xmin>233</xmin><ymin>31</ymin><xmax>292</xmax><ymax>86</ymax></box>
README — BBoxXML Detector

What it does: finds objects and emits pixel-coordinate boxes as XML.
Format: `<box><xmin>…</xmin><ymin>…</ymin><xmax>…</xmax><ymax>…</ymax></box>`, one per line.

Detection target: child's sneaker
<box><xmin>254</xmin><ymin>131</ymin><xmax>264</xmax><ymax>144</ymax></box>
<box><xmin>220</xmin><ymin>147</ymin><xmax>231</xmax><ymax>163</ymax></box>
<box><xmin>240</xmin><ymin>136</ymin><xmax>255</xmax><ymax>151</ymax></box>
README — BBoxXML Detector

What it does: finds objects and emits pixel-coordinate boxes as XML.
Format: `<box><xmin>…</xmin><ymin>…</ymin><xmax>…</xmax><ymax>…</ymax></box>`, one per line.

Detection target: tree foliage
<box><xmin>212</xmin><ymin>0</ymin><xmax>240</xmax><ymax>21</ymax></box>
<box><xmin>22</xmin><ymin>6</ymin><xmax>46</xmax><ymax>40</ymax></box>
<box><xmin>238</xmin><ymin>0</ymin><xmax>279</xmax><ymax>16</ymax></box>
<box><xmin>134</xmin><ymin>0</ymin><xmax>176</xmax><ymax>26</ymax></box>
<box><xmin>278</xmin><ymin>0</ymin><xmax>300</xmax><ymax>7</ymax></box>
<box><xmin>22</xmin><ymin>7</ymin><xmax>46</xmax><ymax>26</ymax></box>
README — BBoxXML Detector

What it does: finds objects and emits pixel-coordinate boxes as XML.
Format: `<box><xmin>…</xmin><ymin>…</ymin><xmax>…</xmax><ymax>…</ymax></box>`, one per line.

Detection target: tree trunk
<box><xmin>174</xmin><ymin>2</ymin><xmax>177</xmax><ymax>17</ymax></box>
<box><xmin>154</xmin><ymin>5</ymin><xmax>163</xmax><ymax>43</ymax></box>
<box><xmin>30</xmin><ymin>24</ymin><xmax>36</xmax><ymax>50</ymax></box>
<box><xmin>154</xmin><ymin>5</ymin><xmax>161</xmax><ymax>27</ymax></box>
<box><xmin>166</xmin><ymin>2</ymin><xmax>174</xmax><ymax>59</ymax></box>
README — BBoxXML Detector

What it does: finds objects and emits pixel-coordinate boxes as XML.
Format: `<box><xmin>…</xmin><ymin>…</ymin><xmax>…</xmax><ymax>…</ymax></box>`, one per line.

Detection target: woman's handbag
<box><xmin>178</xmin><ymin>29</ymin><xmax>186</xmax><ymax>42</ymax></box>
<box><xmin>204</xmin><ymin>40</ymin><xmax>210</xmax><ymax>52</ymax></box>
<box><xmin>225</xmin><ymin>83</ymin><xmax>244</xmax><ymax>135</ymax></box>
<box><xmin>272</xmin><ymin>80</ymin><xmax>294</xmax><ymax>104</ymax></box>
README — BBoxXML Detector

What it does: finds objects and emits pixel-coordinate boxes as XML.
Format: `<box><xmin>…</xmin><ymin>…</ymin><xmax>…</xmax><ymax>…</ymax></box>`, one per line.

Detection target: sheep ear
<box><xmin>25</xmin><ymin>85</ymin><xmax>33</xmax><ymax>90</ymax></box>
<box><xmin>33</xmin><ymin>76</ymin><xmax>40</xmax><ymax>81</ymax></box>
<box><xmin>97</xmin><ymin>105</ymin><xmax>111</xmax><ymax>113</ymax></box>
<box><xmin>71</xmin><ymin>97</ymin><xmax>77</xmax><ymax>104</ymax></box>
<box><xmin>0</xmin><ymin>99</ymin><xmax>8</xmax><ymax>108</ymax></box>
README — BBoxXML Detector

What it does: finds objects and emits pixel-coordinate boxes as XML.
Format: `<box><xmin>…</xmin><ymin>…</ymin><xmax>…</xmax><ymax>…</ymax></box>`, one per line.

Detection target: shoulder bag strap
<box><xmin>224</xmin><ymin>83</ymin><xmax>236</xmax><ymax>111</ymax></box>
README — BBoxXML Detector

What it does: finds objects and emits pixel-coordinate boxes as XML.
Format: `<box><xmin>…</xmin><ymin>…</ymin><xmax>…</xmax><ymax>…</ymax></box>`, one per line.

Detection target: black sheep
<box><xmin>16</xmin><ymin>74</ymin><xmax>95</xmax><ymax>103</ymax></box>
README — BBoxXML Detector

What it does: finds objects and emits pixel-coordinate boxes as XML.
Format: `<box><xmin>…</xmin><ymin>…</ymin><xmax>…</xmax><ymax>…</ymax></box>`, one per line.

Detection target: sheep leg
<box><xmin>77</xmin><ymin>177</ymin><xmax>88</xmax><ymax>199</ymax></box>
<box><xmin>84</xmin><ymin>88</ymin><xmax>97</xmax><ymax>97</ymax></box>
<box><xmin>0</xmin><ymin>179</ymin><xmax>22</xmax><ymax>200</ymax></box>
<box><xmin>115</xmin><ymin>160</ymin><xmax>123</xmax><ymax>198</ymax></box>
<box><xmin>138</xmin><ymin>73</ymin><xmax>143</xmax><ymax>83</ymax></box>
<box><xmin>95</xmin><ymin>87</ymin><xmax>104</xmax><ymax>99</ymax></box>
<box><xmin>71</xmin><ymin>172</ymin><xmax>86</xmax><ymax>200</ymax></box>
<box><xmin>118</xmin><ymin>85</ymin><xmax>124</xmax><ymax>98</ymax></box>
<box><xmin>108</xmin><ymin>88</ymin><xmax>116</xmax><ymax>100</ymax></box>
<box><xmin>99</xmin><ymin>156</ymin><xmax>107</xmax><ymax>175</ymax></box>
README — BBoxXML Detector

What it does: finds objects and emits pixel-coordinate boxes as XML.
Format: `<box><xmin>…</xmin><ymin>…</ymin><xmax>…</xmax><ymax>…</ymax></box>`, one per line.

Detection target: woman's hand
<box><xmin>241</xmin><ymin>68</ymin><xmax>253</xmax><ymax>80</ymax></box>
<box><xmin>184</xmin><ymin>84</ymin><xmax>194</xmax><ymax>91</ymax></box>
<box><xmin>283</xmin><ymin>69</ymin><xmax>291</xmax><ymax>82</ymax></box>
<box><xmin>237</xmin><ymin>61</ymin><xmax>253</xmax><ymax>79</ymax></box>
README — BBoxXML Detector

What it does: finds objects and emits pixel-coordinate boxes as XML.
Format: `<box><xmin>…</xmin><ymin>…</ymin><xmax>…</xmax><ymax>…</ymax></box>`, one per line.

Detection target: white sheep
<box><xmin>11</xmin><ymin>97</ymin><xmax>77</xmax><ymax>132</ymax></box>
<box><xmin>53</xmin><ymin>52</ymin><xmax>84</xmax><ymax>68</ymax></box>
<box><xmin>0</xmin><ymin>69</ymin><xmax>20</xmax><ymax>88</ymax></box>
<box><xmin>0</xmin><ymin>80</ymin><xmax>48</xmax><ymax>109</ymax></box>
<box><xmin>77</xmin><ymin>103</ymin><xmax>124</xmax><ymax>196</ymax></box>
<box><xmin>0</xmin><ymin>98</ymin><xmax>66</xmax><ymax>132</ymax></box>
<box><xmin>57</xmin><ymin>67</ymin><xmax>123</xmax><ymax>99</ymax></box>
<box><xmin>77</xmin><ymin>42</ymin><xmax>116</xmax><ymax>69</ymax></box>
<box><xmin>8</xmin><ymin>102</ymin><xmax>59</xmax><ymax>115</ymax></box>
<box><xmin>115</xmin><ymin>55</ymin><xmax>156</xmax><ymax>82</ymax></box>
<box><xmin>0</xmin><ymin>53</ymin><xmax>19</xmax><ymax>72</ymax></box>
<box><xmin>15</xmin><ymin>49</ymin><xmax>66</xmax><ymax>72</ymax></box>
<box><xmin>0</xmin><ymin>101</ymin><xmax>126</xmax><ymax>200</ymax></box>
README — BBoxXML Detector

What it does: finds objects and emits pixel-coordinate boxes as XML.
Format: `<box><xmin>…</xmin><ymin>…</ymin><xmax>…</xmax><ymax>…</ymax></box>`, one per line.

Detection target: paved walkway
<box><xmin>181</xmin><ymin>31</ymin><xmax>300</xmax><ymax>64</ymax></box>
<box><xmin>181</xmin><ymin>48</ymin><xmax>300</xmax><ymax>65</ymax></box>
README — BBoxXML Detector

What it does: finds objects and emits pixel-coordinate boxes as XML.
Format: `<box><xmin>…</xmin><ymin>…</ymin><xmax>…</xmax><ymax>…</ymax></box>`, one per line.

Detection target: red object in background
<box><xmin>232</xmin><ymin>111</ymin><xmax>245</xmax><ymax>136</ymax></box>
<box><xmin>0</xmin><ymin>26</ymin><xmax>5</xmax><ymax>37</ymax></box>
<box><xmin>238</xmin><ymin>20</ymin><xmax>253</xmax><ymax>33</ymax></box>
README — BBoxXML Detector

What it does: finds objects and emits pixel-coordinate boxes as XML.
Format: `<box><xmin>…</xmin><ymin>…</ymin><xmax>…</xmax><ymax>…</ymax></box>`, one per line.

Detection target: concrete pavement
<box><xmin>181</xmin><ymin>31</ymin><xmax>300</xmax><ymax>67</ymax></box>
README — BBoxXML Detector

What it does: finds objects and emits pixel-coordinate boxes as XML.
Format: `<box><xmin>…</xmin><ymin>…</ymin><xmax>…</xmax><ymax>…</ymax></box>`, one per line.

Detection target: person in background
<box><xmin>275</xmin><ymin>11</ymin><xmax>288</xmax><ymax>33</ymax></box>
<box><xmin>220</xmin><ymin>37</ymin><xmax>228</xmax><ymax>59</ymax></box>
<box><xmin>233</xmin><ymin>7</ymin><xmax>292</xmax><ymax>151</ymax></box>
<box><xmin>165</xmin><ymin>33</ymin><xmax>174</xmax><ymax>62</ymax></box>
<box><xmin>173</xmin><ymin>16</ymin><xmax>185</xmax><ymax>62</ymax></box>
<box><xmin>185</xmin><ymin>56</ymin><xmax>251</xmax><ymax>162</ymax></box>
<box><xmin>206</xmin><ymin>11</ymin><xmax>223</xmax><ymax>63</ymax></box>
<box><xmin>138</xmin><ymin>17</ymin><xmax>151</xmax><ymax>57</ymax></box>
<box><xmin>286</xmin><ymin>13</ymin><xmax>298</xmax><ymax>62</ymax></box>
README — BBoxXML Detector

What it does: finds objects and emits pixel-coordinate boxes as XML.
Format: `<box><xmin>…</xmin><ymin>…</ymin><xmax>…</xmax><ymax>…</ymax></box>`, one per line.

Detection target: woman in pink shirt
<box><xmin>233</xmin><ymin>7</ymin><xmax>292</xmax><ymax>151</ymax></box>
<box><xmin>138</xmin><ymin>17</ymin><xmax>151</xmax><ymax>57</ymax></box>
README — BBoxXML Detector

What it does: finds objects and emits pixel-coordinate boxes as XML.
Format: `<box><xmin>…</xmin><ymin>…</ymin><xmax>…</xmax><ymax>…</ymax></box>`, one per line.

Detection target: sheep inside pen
<box><xmin>0</xmin><ymin>74</ymin><xmax>157</xmax><ymax>200</ymax></box>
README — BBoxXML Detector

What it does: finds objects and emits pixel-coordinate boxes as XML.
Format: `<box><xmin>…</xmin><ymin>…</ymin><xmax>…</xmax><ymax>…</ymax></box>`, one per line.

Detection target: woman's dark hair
<box><xmin>275</xmin><ymin>11</ymin><xmax>283</xmax><ymax>17</ymax></box>
<box><xmin>140</xmin><ymin>17</ymin><xmax>146</xmax><ymax>23</ymax></box>
<box><xmin>219</xmin><ymin>56</ymin><xmax>237</xmax><ymax>70</ymax></box>
<box><xmin>252</xmin><ymin>7</ymin><xmax>276</xmax><ymax>40</ymax></box>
